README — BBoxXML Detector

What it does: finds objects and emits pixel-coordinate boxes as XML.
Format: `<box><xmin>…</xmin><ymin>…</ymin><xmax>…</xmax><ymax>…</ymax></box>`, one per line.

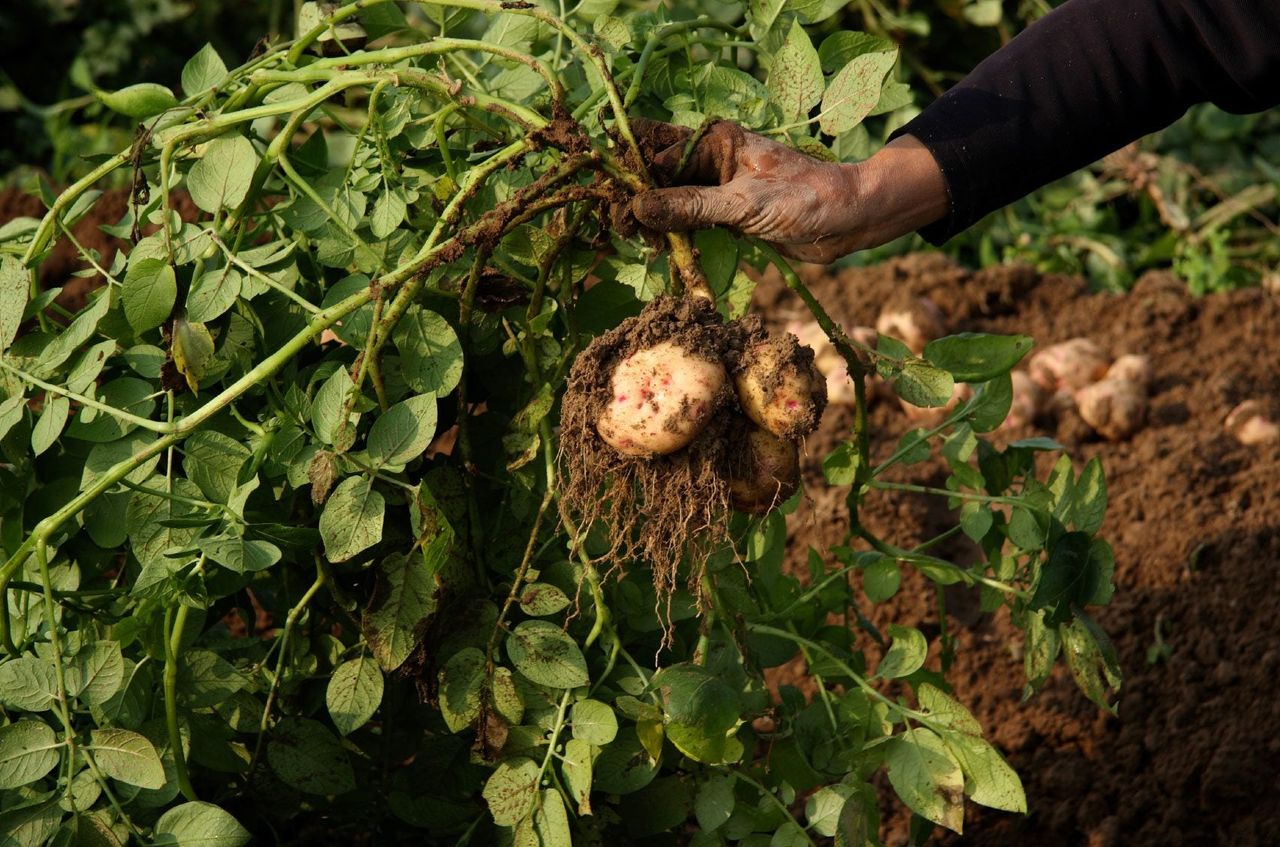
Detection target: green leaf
<box><xmin>518</xmin><ymin>582</ymin><xmax>570</xmax><ymax>617</ymax></box>
<box><xmin>204</xmin><ymin>535</ymin><xmax>282</xmax><ymax>574</ymax></box>
<box><xmin>362</xmin><ymin>551</ymin><xmax>435</xmax><ymax>671</ymax></box>
<box><xmin>1022</xmin><ymin>609</ymin><xmax>1060</xmax><ymax>695</ymax></box>
<box><xmin>394</xmin><ymin>306</ymin><xmax>463</xmax><ymax>397</ymax></box>
<box><xmin>172</xmin><ymin>315</ymin><xmax>216</xmax><ymax>394</ymax></box>
<box><xmin>967</xmin><ymin>372</ymin><xmax>1013</xmax><ymax>433</ymax></box>
<box><xmin>534</xmin><ymin>788</ymin><xmax>572</xmax><ymax>846</ymax></box>
<box><xmin>320</xmin><ymin>476</ymin><xmax>385</xmax><ymax>562</ymax></box>
<box><xmin>616</xmin><ymin>263</ymin><xmax>665</xmax><ymax>301</ymax></box>
<box><xmin>312</xmin><ymin>367</ymin><xmax>360</xmax><ymax>449</ymax></box>
<box><xmin>894</xmin><ymin>429</ymin><xmax>932</xmax><ymax>465</ymax></box>
<box><xmin>326</xmin><ymin>654</ymin><xmax>384</xmax><ymax>736</ymax></box>
<box><xmin>1008</xmin><ymin>506</ymin><xmax>1047</xmax><ymax>552</ymax></box>
<box><xmin>182</xmin><ymin>43</ymin><xmax>228</xmax><ymax>95</ymax></box>
<box><xmin>188</xmin><ymin>135</ymin><xmax>259</xmax><ymax>214</ymax></box>
<box><xmin>31</xmin><ymin>395</ymin><xmax>69</xmax><ymax>457</ymax></box>
<box><xmin>817</xmin><ymin>31</ymin><xmax>895</xmax><ymax>73</ymax></box>
<box><xmin>694</xmin><ymin>229</ymin><xmax>739</xmax><ymax>297</ymax></box>
<box><xmin>0</xmin><ymin>255</ymin><xmax>28</xmax><ymax>352</ymax></box>
<box><xmin>884</xmin><ymin>728</ymin><xmax>965</xmax><ymax>833</ymax></box>
<box><xmin>187</xmin><ymin>265</ymin><xmax>242</xmax><ymax>324</ymax></box>
<box><xmin>571</xmin><ymin>699</ymin><xmax>618</xmax><ymax>745</ymax></box>
<box><xmin>438</xmin><ymin>648</ymin><xmax>485</xmax><ymax>733</ymax></box>
<box><xmin>267</xmin><ymin>717</ymin><xmax>355</xmax><ymax>795</ymax></box>
<box><xmin>787</xmin><ymin>0</ymin><xmax>851</xmax><ymax>25</ymax></box>
<box><xmin>154</xmin><ymin>801</ymin><xmax>250</xmax><ymax>847</ymax></box>
<box><xmin>0</xmin><ymin>657</ymin><xmax>58</xmax><ymax>712</ymax></box>
<box><xmin>122</xmin><ymin>258</ymin><xmax>177</xmax><ymax>333</ymax></box>
<box><xmin>367</xmin><ymin>394</ymin><xmax>437</xmax><ymax>466</ymax></box>
<box><xmin>767</xmin><ymin>19</ymin><xmax>823</xmax><ymax>121</ymax></box>
<box><xmin>1061</xmin><ymin>611</ymin><xmax>1121</xmax><ymax>713</ymax></box>
<box><xmin>178</xmin><ymin>650</ymin><xmax>247</xmax><ymax>708</ymax></box>
<box><xmin>593</xmin><ymin>727</ymin><xmax>659</xmax><ymax>794</ymax></box>
<box><xmin>863</xmin><ymin>556</ymin><xmax>901</xmax><ymax>603</ymax></box>
<box><xmin>88</xmin><ymin>728</ymin><xmax>166</xmax><ymax>789</ymax></box>
<box><xmin>1030</xmin><ymin>530</ymin><xmax>1092</xmax><ymax>621</ymax></box>
<box><xmin>651</xmin><ymin>663</ymin><xmax>738</xmax><ymax>733</ymax></box>
<box><xmin>876</xmin><ymin>624</ymin><xmax>926</xmax><ymax>679</ymax></box>
<box><xmin>694</xmin><ymin>775</ymin><xmax>735</xmax><ymax>831</ymax></box>
<box><xmin>917</xmin><ymin>684</ymin><xmax>982</xmax><ymax>735</ymax></box>
<box><xmin>937</xmin><ymin>728</ymin><xmax>1026</xmax><ymax>813</ymax></box>
<box><xmin>95</xmin><ymin>82</ymin><xmax>178</xmax><ymax>119</ymax></box>
<box><xmin>127</xmin><ymin>477</ymin><xmax>204</xmax><ymax>569</ymax></box>
<box><xmin>806</xmin><ymin>785</ymin><xmax>858</xmax><ymax>837</ymax></box>
<box><xmin>370</xmin><ymin>188</ymin><xmax>408</xmax><ymax>239</ymax></box>
<box><xmin>1072</xmin><ymin>457</ymin><xmax>1108</xmax><ymax>534</ymax></box>
<box><xmin>0</xmin><ymin>721</ymin><xmax>60</xmax><ymax>789</ymax></box>
<box><xmin>183</xmin><ymin>431</ymin><xmax>250</xmax><ymax>504</ymax></box>
<box><xmin>507</xmin><ymin>620</ymin><xmax>589</xmax><ymax>689</ymax></box>
<box><xmin>960</xmin><ymin>501</ymin><xmax>993</xmax><ymax>542</ymax></box>
<box><xmin>66</xmin><ymin>377</ymin><xmax>156</xmax><ymax>442</ymax></box>
<box><xmin>893</xmin><ymin>360</ymin><xmax>955</xmax><ymax>408</ymax></box>
<box><xmin>820</xmin><ymin>50</ymin><xmax>897</xmax><ymax>136</ymax></box>
<box><xmin>822</xmin><ymin>441</ymin><xmax>861</xmax><ymax>485</ymax></box>
<box><xmin>482</xmin><ymin>756</ymin><xmax>539</xmax><ymax>825</ymax></box>
<box><xmin>562</xmin><ymin>737</ymin><xmax>596</xmax><ymax>814</ymax></box>
<box><xmin>924</xmin><ymin>334</ymin><xmax>1033</xmax><ymax>382</ymax></box>
<box><xmin>67</xmin><ymin>641</ymin><xmax>125</xmax><ymax>707</ymax></box>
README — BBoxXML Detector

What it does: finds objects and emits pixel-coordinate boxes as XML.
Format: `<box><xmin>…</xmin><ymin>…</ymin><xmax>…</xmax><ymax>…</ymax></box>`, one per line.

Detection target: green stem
<box><xmin>731</xmin><ymin>768</ymin><xmax>816</xmax><ymax>846</ymax></box>
<box><xmin>0</xmin><ymin>360</ymin><xmax>173</xmax><ymax>434</ymax></box>
<box><xmin>857</xmin><ymin>529</ymin><xmax>1030</xmax><ymax>599</ymax></box>
<box><xmin>163</xmin><ymin>600</ymin><xmax>199</xmax><ymax>801</ymax></box>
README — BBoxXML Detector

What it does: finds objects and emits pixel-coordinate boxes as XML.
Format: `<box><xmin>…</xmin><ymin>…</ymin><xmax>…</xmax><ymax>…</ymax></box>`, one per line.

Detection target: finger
<box><xmin>650</xmin><ymin>120</ymin><xmax>746</xmax><ymax>186</ymax></box>
<box><xmin>629</xmin><ymin>118</ymin><xmax>692</xmax><ymax>167</ymax></box>
<box><xmin>632</xmin><ymin>184</ymin><xmax>748</xmax><ymax>232</ymax></box>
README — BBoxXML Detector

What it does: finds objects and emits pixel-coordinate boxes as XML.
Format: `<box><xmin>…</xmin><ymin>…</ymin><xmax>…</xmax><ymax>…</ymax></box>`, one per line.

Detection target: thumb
<box><xmin>632</xmin><ymin>185</ymin><xmax>747</xmax><ymax>232</ymax></box>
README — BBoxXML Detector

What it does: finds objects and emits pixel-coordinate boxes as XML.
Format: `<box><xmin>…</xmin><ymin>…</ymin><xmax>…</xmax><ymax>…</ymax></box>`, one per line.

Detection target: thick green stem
<box><xmin>163</xmin><ymin>601</ymin><xmax>199</xmax><ymax>801</ymax></box>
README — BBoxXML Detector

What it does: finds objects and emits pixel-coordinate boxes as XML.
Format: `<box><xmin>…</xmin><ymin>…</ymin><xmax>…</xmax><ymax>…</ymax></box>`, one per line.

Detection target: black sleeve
<box><xmin>889</xmin><ymin>0</ymin><xmax>1280</xmax><ymax>244</ymax></box>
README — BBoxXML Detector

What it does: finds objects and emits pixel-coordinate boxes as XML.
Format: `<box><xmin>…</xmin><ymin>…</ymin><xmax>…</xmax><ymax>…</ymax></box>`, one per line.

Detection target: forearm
<box><xmin>894</xmin><ymin>0</ymin><xmax>1280</xmax><ymax>243</ymax></box>
<box><xmin>843</xmin><ymin>135</ymin><xmax>948</xmax><ymax>251</ymax></box>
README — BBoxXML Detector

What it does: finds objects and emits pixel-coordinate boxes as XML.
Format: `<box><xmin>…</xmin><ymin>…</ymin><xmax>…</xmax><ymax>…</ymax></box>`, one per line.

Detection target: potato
<box><xmin>1075</xmin><ymin>377</ymin><xmax>1146</xmax><ymax>440</ymax></box>
<box><xmin>596</xmin><ymin>341</ymin><xmax>725</xmax><ymax>456</ymax></box>
<box><xmin>1028</xmin><ymin>338</ymin><xmax>1110</xmax><ymax>394</ymax></box>
<box><xmin>735</xmin><ymin>336</ymin><xmax>826</xmax><ymax>439</ymax></box>
<box><xmin>728</xmin><ymin>427</ymin><xmax>800</xmax><ymax>514</ymax></box>
<box><xmin>1002</xmin><ymin>370</ymin><xmax>1045</xmax><ymax>430</ymax></box>
<box><xmin>899</xmin><ymin>382</ymin><xmax>973</xmax><ymax>427</ymax></box>
<box><xmin>1225</xmin><ymin>400</ymin><xmax>1280</xmax><ymax>446</ymax></box>
<box><xmin>876</xmin><ymin>299</ymin><xmax>944</xmax><ymax>356</ymax></box>
<box><xmin>784</xmin><ymin>319</ymin><xmax>832</xmax><ymax>361</ymax></box>
<box><xmin>1106</xmin><ymin>354</ymin><xmax>1154</xmax><ymax>389</ymax></box>
<box><xmin>824</xmin><ymin>361</ymin><xmax>858</xmax><ymax>406</ymax></box>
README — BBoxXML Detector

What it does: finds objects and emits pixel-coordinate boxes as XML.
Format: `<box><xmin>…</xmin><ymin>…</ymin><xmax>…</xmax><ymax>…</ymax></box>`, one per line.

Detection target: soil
<box><xmin>754</xmin><ymin>253</ymin><xmax>1280</xmax><ymax>847</ymax></box>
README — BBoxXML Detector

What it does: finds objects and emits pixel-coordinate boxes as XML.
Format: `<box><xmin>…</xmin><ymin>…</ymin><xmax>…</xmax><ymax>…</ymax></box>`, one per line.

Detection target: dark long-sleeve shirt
<box><xmin>890</xmin><ymin>0</ymin><xmax>1280</xmax><ymax>244</ymax></box>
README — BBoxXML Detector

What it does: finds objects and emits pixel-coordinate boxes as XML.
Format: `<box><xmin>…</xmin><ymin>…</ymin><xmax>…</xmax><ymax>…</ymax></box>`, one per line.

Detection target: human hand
<box><xmin>630</xmin><ymin>119</ymin><xmax>949</xmax><ymax>264</ymax></box>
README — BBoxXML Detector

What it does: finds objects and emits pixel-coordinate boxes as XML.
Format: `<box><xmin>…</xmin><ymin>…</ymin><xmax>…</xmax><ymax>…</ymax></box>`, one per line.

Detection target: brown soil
<box><xmin>755</xmin><ymin>253</ymin><xmax>1280</xmax><ymax>847</ymax></box>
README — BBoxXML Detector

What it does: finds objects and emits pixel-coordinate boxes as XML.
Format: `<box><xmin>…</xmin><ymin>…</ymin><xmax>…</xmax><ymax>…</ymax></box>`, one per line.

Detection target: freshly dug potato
<box><xmin>876</xmin><ymin>299</ymin><xmax>944</xmax><ymax>356</ymax></box>
<box><xmin>784</xmin><ymin>319</ymin><xmax>832</xmax><ymax>361</ymax></box>
<box><xmin>1028</xmin><ymin>338</ymin><xmax>1110</xmax><ymax>394</ymax></box>
<box><xmin>1075</xmin><ymin>377</ymin><xmax>1146</xmax><ymax>440</ymax></box>
<box><xmin>900</xmin><ymin>383</ymin><xmax>973</xmax><ymax>427</ymax></box>
<box><xmin>1106</xmin><ymin>354</ymin><xmax>1154</xmax><ymax>389</ymax></box>
<box><xmin>1225</xmin><ymin>400</ymin><xmax>1280</xmax><ymax>446</ymax></box>
<box><xmin>728</xmin><ymin>427</ymin><xmax>800</xmax><ymax>514</ymax></box>
<box><xmin>824</xmin><ymin>360</ymin><xmax>858</xmax><ymax>406</ymax></box>
<box><xmin>1002</xmin><ymin>370</ymin><xmax>1045</xmax><ymax>430</ymax></box>
<box><xmin>734</xmin><ymin>334</ymin><xmax>827</xmax><ymax>439</ymax></box>
<box><xmin>596</xmin><ymin>340</ymin><xmax>726</xmax><ymax>456</ymax></box>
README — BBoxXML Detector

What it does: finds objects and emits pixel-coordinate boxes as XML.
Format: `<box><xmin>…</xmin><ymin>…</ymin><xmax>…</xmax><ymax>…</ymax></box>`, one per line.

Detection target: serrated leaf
<box><xmin>767</xmin><ymin>19</ymin><xmax>823</xmax><ymax>121</ymax></box>
<box><xmin>876</xmin><ymin>624</ymin><xmax>926</xmax><ymax>679</ymax></box>
<box><xmin>122</xmin><ymin>258</ymin><xmax>176</xmax><ymax>333</ymax></box>
<box><xmin>884</xmin><ymin>728</ymin><xmax>965</xmax><ymax>832</ymax></box>
<box><xmin>88</xmin><ymin>728</ymin><xmax>166</xmax><ymax>789</ymax></box>
<box><xmin>326</xmin><ymin>654</ymin><xmax>384</xmax><ymax>736</ymax></box>
<box><xmin>362</xmin><ymin>551</ymin><xmax>435</xmax><ymax>671</ymax></box>
<box><xmin>267</xmin><ymin>717</ymin><xmax>355</xmax><ymax>795</ymax></box>
<box><xmin>507</xmin><ymin>620</ymin><xmax>589</xmax><ymax>689</ymax></box>
<box><xmin>188</xmin><ymin>135</ymin><xmax>258</xmax><ymax>214</ymax></box>
<box><xmin>0</xmin><ymin>721</ymin><xmax>60</xmax><ymax>789</ymax></box>
<box><xmin>155</xmin><ymin>801</ymin><xmax>250</xmax><ymax>847</ymax></box>
<box><xmin>820</xmin><ymin>51</ymin><xmax>897</xmax><ymax>135</ymax></box>
<box><xmin>320</xmin><ymin>476</ymin><xmax>385</xmax><ymax>562</ymax></box>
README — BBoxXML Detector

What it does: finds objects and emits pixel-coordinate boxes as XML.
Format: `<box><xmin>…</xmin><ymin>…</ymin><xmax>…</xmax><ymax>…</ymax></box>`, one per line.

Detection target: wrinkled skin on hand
<box><xmin>631</xmin><ymin>119</ymin><xmax>864</xmax><ymax>264</ymax></box>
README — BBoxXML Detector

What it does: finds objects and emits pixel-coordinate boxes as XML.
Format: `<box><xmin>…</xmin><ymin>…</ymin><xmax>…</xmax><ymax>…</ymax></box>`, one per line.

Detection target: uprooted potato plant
<box><xmin>0</xmin><ymin>2</ymin><xmax>1121</xmax><ymax>844</ymax></box>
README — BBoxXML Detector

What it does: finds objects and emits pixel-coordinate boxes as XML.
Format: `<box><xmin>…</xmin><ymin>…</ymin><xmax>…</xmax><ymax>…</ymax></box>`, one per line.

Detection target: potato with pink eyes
<box><xmin>734</xmin><ymin>334</ymin><xmax>827</xmax><ymax>440</ymax></box>
<box><xmin>595</xmin><ymin>341</ymin><xmax>726</xmax><ymax>456</ymax></box>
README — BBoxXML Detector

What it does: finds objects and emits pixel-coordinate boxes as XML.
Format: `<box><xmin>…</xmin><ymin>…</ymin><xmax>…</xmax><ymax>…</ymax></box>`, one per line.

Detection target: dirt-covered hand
<box><xmin>630</xmin><ymin>118</ymin><xmax>949</xmax><ymax>264</ymax></box>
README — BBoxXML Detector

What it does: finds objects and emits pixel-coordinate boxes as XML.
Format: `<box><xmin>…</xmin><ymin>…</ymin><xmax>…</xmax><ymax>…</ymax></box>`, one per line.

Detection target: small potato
<box><xmin>1002</xmin><ymin>370</ymin><xmax>1045</xmax><ymax>430</ymax></box>
<box><xmin>1075</xmin><ymin>377</ymin><xmax>1146</xmax><ymax>441</ymax></box>
<box><xmin>1028</xmin><ymin>338</ymin><xmax>1110</xmax><ymax>394</ymax></box>
<box><xmin>1106</xmin><ymin>354</ymin><xmax>1154</xmax><ymax>389</ymax></box>
<box><xmin>1225</xmin><ymin>400</ymin><xmax>1280</xmax><ymax>446</ymax></box>
<box><xmin>876</xmin><ymin>299</ymin><xmax>944</xmax><ymax>356</ymax></box>
<box><xmin>735</xmin><ymin>336</ymin><xmax>827</xmax><ymax>439</ymax></box>
<box><xmin>899</xmin><ymin>382</ymin><xmax>973</xmax><ymax>427</ymax></box>
<box><xmin>824</xmin><ymin>361</ymin><xmax>858</xmax><ymax>406</ymax></box>
<box><xmin>596</xmin><ymin>341</ymin><xmax>725</xmax><ymax>456</ymax></box>
<box><xmin>784</xmin><ymin>319</ymin><xmax>832</xmax><ymax>361</ymax></box>
<box><xmin>728</xmin><ymin>427</ymin><xmax>800</xmax><ymax>515</ymax></box>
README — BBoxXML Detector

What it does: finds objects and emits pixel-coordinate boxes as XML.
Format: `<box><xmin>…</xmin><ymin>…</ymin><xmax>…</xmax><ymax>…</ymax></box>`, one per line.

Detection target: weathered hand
<box><xmin>630</xmin><ymin>118</ymin><xmax>949</xmax><ymax>264</ymax></box>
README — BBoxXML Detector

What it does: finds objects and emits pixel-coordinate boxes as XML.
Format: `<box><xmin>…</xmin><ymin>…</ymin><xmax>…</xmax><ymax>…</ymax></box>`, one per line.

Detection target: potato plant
<box><xmin>0</xmin><ymin>2</ymin><xmax>1120</xmax><ymax>844</ymax></box>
